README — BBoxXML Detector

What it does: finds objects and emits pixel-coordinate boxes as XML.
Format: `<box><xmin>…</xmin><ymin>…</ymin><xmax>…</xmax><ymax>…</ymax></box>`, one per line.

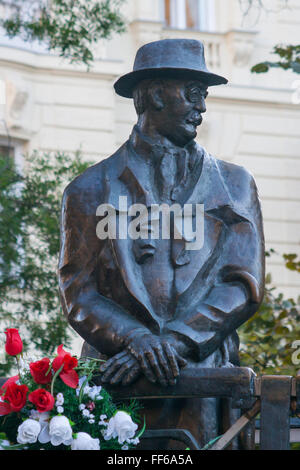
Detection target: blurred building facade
<box><xmin>0</xmin><ymin>0</ymin><xmax>300</xmax><ymax>298</ymax></box>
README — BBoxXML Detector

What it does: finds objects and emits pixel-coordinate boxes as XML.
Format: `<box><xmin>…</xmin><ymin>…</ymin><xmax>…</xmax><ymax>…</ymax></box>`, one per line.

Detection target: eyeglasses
<box><xmin>185</xmin><ymin>85</ymin><xmax>208</xmax><ymax>103</ymax></box>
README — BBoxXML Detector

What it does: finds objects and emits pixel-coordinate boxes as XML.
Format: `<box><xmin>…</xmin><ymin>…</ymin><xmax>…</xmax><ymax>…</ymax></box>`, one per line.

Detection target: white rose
<box><xmin>105</xmin><ymin>411</ymin><xmax>138</xmax><ymax>444</ymax></box>
<box><xmin>71</xmin><ymin>432</ymin><xmax>100</xmax><ymax>450</ymax></box>
<box><xmin>17</xmin><ymin>419</ymin><xmax>41</xmax><ymax>444</ymax></box>
<box><xmin>48</xmin><ymin>416</ymin><xmax>73</xmax><ymax>446</ymax></box>
<box><xmin>103</xmin><ymin>418</ymin><xmax>117</xmax><ymax>441</ymax></box>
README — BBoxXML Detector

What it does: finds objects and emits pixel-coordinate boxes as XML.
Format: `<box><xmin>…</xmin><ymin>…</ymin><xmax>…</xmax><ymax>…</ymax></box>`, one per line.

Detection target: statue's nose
<box><xmin>194</xmin><ymin>97</ymin><xmax>206</xmax><ymax>113</ymax></box>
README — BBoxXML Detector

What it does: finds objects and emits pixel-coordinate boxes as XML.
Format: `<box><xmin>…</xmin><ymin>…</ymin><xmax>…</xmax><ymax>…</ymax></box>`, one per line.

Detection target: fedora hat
<box><xmin>114</xmin><ymin>38</ymin><xmax>228</xmax><ymax>98</ymax></box>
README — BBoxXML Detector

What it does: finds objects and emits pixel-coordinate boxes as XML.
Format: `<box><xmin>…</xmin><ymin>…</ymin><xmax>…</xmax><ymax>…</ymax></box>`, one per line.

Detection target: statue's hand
<box><xmin>126</xmin><ymin>334</ymin><xmax>187</xmax><ymax>387</ymax></box>
<box><xmin>99</xmin><ymin>350</ymin><xmax>141</xmax><ymax>386</ymax></box>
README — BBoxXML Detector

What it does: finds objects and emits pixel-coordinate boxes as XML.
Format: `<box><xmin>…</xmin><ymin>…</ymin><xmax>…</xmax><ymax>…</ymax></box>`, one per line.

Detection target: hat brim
<box><xmin>114</xmin><ymin>67</ymin><xmax>228</xmax><ymax>98</ymax></box>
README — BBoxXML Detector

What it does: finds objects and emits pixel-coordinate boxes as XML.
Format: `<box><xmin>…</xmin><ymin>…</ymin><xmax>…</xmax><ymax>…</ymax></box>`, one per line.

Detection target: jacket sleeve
<box><xmin>58</xmin><ymin>174</ymin><xmax>151</xmax><ymax>357</ymax></box>
<box><xmin>165</xmin><ymin>168</ymin><xmax>265</xmax><ymax>361</ymax></box>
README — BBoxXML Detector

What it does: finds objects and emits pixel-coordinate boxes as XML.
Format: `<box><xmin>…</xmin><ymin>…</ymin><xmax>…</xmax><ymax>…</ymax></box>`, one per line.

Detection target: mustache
<box><xmin>186</xmin><ymin>114</ymin><xmax>203</xmax><ymax>126</ymax></box>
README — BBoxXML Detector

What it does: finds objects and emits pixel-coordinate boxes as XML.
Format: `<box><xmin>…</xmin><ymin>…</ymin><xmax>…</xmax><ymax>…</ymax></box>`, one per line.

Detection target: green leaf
<box><xmin>136</xmin><ymin>416</ymin><xmax>146</xmax><ymax>439</ymax></box>
<box><xmin>51</xmin><ymin>364</ymin><xmax>64</xmax><ymax>396</ymax></box>
<box><xmin>251</xmin><ymin>62</ymin><xmax>270</xmax><ymax>74</ymax></box>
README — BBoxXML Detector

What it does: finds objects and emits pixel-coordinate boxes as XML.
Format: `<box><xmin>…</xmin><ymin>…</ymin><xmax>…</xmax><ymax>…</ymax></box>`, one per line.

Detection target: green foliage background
<box><xmin>0</xmin><ymin>151</ymin><xmax>91</xmax><ymax>375</ymax></box>
<box><xmin>239</xmin><ymin>251</ymin><xmax>300</xmax><ymax>375</ymax></box>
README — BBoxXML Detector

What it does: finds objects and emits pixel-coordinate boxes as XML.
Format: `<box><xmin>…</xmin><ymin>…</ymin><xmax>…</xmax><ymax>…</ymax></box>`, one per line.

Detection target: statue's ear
<box><xmin>148</xmin><ymin>81</ymin><xmax>164</xmax><ymax>111</ymax></box>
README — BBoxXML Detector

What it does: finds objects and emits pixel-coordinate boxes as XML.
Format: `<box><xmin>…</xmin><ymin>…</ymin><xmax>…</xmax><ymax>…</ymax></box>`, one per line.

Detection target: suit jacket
<box><xmin>58</xmin><ymin>135</ymin><xmax>265</xmax><ymax>366</ymax></box>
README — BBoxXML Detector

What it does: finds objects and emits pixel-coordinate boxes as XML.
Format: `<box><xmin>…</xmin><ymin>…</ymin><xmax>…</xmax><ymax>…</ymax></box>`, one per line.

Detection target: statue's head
<box><xmin>132</xmin><ymin>78</ymin><xmax>208</xmax><ymax>147</ymax></box>
<box><xmin>114</xmin><ymin>38</ymin><xmax>228</xmax><ymax>147</ymax></box>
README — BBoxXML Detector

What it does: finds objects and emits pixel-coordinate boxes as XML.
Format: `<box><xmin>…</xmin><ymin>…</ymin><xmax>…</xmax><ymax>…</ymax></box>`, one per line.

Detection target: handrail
<box><xmin>99</xmin><ymin>366</ymin><xmax>256</xmax><ymax>409</ymax></box>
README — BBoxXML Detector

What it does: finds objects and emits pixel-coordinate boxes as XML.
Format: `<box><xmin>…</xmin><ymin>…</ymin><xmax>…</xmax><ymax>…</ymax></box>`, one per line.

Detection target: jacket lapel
<box><xmin>172</xmin><ymin>147</ymin><xmax>250</xmax><ymax>297</ymax></box>
<box><xmin>104</xmin><ymin>143</ymin><xmax>163</xmax><ymax>333</ymax></box>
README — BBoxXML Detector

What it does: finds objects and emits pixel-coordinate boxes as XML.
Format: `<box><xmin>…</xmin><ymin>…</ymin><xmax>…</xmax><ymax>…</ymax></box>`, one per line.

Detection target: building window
<box><xmin>0</xmin><ymin>144</ymin><xmax>14</xmax><ymax>158</ymax></box>
<box><xmin>163</xmin><ymin>0</ymin><xmax>215</xmax><ymax>31</ymax></box>
<box><xmin>0</xmin><ymin>138</ymin><xmax>24</xmax><ymax>175</ymax></box>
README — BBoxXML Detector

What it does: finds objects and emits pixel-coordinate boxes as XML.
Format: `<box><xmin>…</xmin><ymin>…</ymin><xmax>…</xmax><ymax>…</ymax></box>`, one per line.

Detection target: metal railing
<box><xmin>102</xmin><ymin>367</ymin><xmax>300</xmax><ymax>450</ymax></box>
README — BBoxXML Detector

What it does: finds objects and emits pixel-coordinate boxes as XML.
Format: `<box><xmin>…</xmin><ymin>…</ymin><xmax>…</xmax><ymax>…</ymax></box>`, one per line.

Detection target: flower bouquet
<box><xmin>0</xmin><ymin>329</ymin><xmax>144</xmax><ymax>450</ymax></box>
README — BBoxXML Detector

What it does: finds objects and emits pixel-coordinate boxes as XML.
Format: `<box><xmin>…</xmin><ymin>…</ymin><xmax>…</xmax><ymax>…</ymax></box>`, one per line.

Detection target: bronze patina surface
<box><xmin>58</xmin><ymin>39</ymin><xmax>265</xmax><ymax>449</ymax></box>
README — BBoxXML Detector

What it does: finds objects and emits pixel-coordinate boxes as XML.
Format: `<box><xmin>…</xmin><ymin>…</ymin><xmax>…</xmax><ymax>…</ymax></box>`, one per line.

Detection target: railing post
<box><xmin>260</xmin><ymin>376</ymin><xmax>292</xmax><ymax>450</ymax></box>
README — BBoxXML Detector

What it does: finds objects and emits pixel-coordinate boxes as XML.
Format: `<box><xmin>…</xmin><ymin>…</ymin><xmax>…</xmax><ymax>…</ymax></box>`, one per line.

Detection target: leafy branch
<box><xmin>239</xmin><ymin>251</ymin><xmax>300</xmax><ymax>375</ymax></box>
<box><xmin>0</xmin><ymin>0</ymin><xmax>127</xmax><ymax>66</ymax></box>
<box><xmin>251</xmin><ymin>44</ymin><xmax>300</xmax><ymax>74</ymax></box>
<box><xmin>0</xmin><ymin>150</ymin><xmax>92</xmax><ymax>376</ymax></box>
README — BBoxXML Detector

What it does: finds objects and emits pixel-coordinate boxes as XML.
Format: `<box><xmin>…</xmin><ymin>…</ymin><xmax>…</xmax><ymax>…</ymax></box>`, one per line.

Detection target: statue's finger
<box><xmin>175</xmin><ymin>352</ymin><xmax>188</xmax><ymax>369</ymax></box>
<box><xmin>145</xmin><ymin>349</ymin><xmax>168</xmax><ymax>387</ymax></box>
<box><xmin>101</xmin><ymin>366</ymin><xmax>117</xmax><ymax>383</ymax></box>
<box><xmin>121</xmin><ymin>364</ymin><xmax>141</xmax><ymax>386</ymax></box>
<box><xmin>138</xmin><ymin>353</ymin><xmax>157</xmax><ymax>384</ymax></box>
<box><xmin>99</xmin><ymin>350</ymin><xmax>128</xmax><ymax>372</ymax></box>
<box><xmin>109</xmin><ymin>359</ymin><xmax>136</xmax><ymax>385</ymax></box>
<box><xmin>152</xmin><ymin>345</ymin><xmax>174</xmax><ymax>384</ymax></box>
<box><xmin>100</xmin><ymin>354</ymin><xmax>131</xmax><ymax>382</ymax></box>
<box><xmin>162</xmin><ymin>342</ymin><xmax>180</xmax><ymax>379</ymax></box>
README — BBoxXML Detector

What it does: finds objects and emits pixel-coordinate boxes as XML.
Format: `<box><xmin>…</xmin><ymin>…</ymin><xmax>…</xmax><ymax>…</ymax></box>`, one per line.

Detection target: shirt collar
<box><xmin>128</xmin><ymin>125</ymin><xmax>196</xmax><ymax>163</ymax></box>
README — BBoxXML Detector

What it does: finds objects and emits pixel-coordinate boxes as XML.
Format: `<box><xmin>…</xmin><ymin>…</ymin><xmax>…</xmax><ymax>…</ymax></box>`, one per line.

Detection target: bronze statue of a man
<box><xmin>58</xmin><ymin>39</ymin><xmax>265</xmax><ymax>448</ymax></box>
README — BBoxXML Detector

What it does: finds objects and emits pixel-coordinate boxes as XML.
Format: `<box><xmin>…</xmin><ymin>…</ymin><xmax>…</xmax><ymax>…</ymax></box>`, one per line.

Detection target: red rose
<box><xmin>0</xmin><ymin>382</ymin><xmax>28</xmax><ymax>415</ymax></box>
<box><xmin>4</xmin><ymin>328</ymin><xmax>23</xmax><ymax>356</ymax></box>
<box><xmin>52</xmin><ymin>345</ymin><xmax>79</xmax><ymax>388</ymax></box>
<box><xmin>0</xmin><ymin>376</ymin><xmax>19</xmax><ymax>416</ymax></box>
<box><xmin>0</xmin><ymin>400</ymin><xmax>11</xmax><ymax>416</ymax></box>
<box><xmin>28</xmin><ymin>388</ymin><xmax>55</xmax><ymax>413</ymax></box>
<box><xmin>30</xmin><ymin>358</ymin><xmax>52</xmax><ymax>384</ymax></box>
<box><xmin>0</xmin><ymin>375</ymin><xmax>19</xmax><ymax>396</ymax></box>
